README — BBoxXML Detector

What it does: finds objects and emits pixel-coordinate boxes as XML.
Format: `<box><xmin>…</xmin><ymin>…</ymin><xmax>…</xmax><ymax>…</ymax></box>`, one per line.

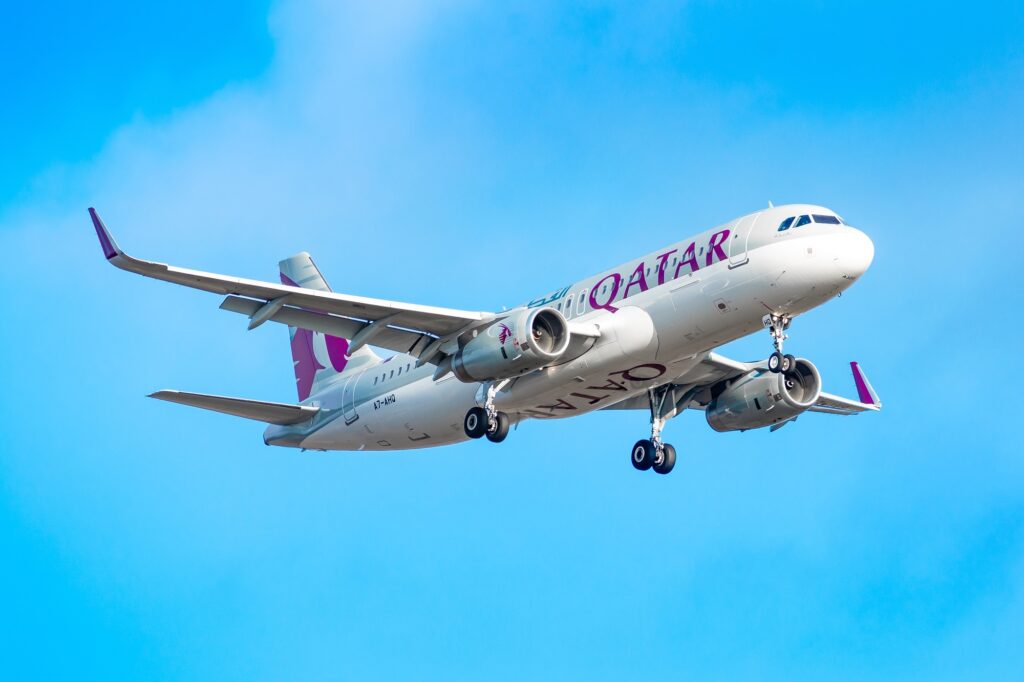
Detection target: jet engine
<box><xmin>705</xmin><ymin>359</ymin><xmax>821</xmax><ymax>432</ymax></box>
<box><xmin>451</xmin><ymin>307</ymin><xmax>571</xmax><ymax>382</ymax></box>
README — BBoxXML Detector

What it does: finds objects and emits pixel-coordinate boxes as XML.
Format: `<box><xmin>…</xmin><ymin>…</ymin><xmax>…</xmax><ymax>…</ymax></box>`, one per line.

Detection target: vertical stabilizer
<box><xmin>279</xmin><ymin>252</ymin><xmax>378</xmax><ymax>401</ymax></box>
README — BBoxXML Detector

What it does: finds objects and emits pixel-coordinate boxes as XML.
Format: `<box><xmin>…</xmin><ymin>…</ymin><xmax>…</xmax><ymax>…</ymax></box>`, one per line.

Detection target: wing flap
<box><xmin>149</xmin><ymin>390</ymin><xmax>319</xmax><ymax>425</ymax></box>
<box><xmin>219</xmin><ymin>295</ymin><xmax>438</xmax><ymax>356</ymax></box>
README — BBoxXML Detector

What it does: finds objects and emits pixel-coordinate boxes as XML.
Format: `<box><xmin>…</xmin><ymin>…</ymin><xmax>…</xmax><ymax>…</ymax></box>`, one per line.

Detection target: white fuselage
<box><xmin>265</xmin><ymin>204</ymin><xmax>874</xmax><ymax>451</ymax></box>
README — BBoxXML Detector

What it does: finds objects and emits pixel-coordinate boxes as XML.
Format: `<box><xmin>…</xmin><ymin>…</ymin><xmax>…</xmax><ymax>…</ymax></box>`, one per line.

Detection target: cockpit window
<box><xmin>777</xmin><ymin>217</ymin><xmax>795</xmax><ymax>231</ymax></box>
<box><xmin>794</xmin><ymin>215</ymin><xmax>812</xmax><ymax>227</ymax></box>
<box><xmin>812</xmin><ymin>214</ymin><xmax>841</xmax><ymax>224</ymax></box>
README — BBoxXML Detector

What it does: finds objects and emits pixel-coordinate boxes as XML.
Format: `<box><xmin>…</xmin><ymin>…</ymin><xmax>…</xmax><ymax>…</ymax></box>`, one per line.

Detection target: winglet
<box><xmin>850</xmin><ymin>362</ymin><xmax>881</xmax><ymax>407</ymax></box>
<box><xmin>89</xmin><ymin>207</ymin><xmax>122</xmax><ymax>260</ymax></box>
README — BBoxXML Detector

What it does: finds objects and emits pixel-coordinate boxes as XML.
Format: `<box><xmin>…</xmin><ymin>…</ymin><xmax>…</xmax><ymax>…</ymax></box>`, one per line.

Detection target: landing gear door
<box><xmin>341</xmin><ymin>372</ymin><xmax>361</xmax><ymax>425</ymax></box>
<box><xmin>728</xmin><ymin>211</ymin><xmax>761</xmax><ymax>268</ymax></box>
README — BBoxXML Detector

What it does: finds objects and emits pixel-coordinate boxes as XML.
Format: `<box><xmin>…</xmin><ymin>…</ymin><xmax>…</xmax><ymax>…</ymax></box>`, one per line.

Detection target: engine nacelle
<box><xmin>705</xmin><ymin>359</ymin><xmax>821</xmax><ymax>432</ymax></box>
<box><xmin>451</xmin><ymin>307</ymin><xmax>570</xmax><ymax>382</ymax></box>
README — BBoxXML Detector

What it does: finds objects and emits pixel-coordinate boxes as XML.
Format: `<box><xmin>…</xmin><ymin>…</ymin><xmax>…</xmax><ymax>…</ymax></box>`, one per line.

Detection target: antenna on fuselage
<box><xmin>768</xmin><ymin>200</ymin><xmax>774</xmax><ymax>208</ymax></box>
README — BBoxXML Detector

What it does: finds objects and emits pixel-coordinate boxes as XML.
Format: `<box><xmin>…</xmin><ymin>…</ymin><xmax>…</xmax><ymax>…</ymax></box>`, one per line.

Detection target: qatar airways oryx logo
<box><xmin>498</xmin><ymin>323</ymin><xmax>513</xmax><ymax>345</ymax></box>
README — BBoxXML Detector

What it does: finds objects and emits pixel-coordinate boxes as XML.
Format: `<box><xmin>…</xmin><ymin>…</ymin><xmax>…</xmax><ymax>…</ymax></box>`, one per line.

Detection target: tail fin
<box><xmin>279</xmin><ymin>252</ymin><xmax>377</xmax><ymax>401</ymax></box>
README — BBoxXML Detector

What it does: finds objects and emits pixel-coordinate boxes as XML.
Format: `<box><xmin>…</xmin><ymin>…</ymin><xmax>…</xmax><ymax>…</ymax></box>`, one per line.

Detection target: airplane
<box><xmin>90</xmin><ymin>203</ymin><xmax>880</xmax><ymax>474</ymax></box>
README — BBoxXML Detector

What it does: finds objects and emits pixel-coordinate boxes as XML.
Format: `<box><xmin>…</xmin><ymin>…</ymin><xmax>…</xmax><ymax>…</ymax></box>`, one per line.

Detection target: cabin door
<box><xmin>342</xmin><ymin>372</ymin><xmax>362</xmax><ymax>425</ymax></box>
<box><xmin>728</xmin><ymin>211</ymin><xmax>761</xmax><ymax>268</ymax></box>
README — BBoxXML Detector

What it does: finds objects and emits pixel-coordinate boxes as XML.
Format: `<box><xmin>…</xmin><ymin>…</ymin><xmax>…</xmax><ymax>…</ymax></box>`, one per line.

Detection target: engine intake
<box><xmin>706</xmin><ymin>359</ymin><xmax>821</xmax><ymax>432</ymax></box>
<box><xmin>452</xmin><ymin>307</ymin><xmax>570</xmax><ymax>382</ymax></box>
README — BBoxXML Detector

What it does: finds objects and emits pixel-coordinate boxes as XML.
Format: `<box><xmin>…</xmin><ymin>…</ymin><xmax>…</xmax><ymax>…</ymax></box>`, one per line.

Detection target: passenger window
<box><xmin>812</xmin><ymin>214</ymin><xmax>841</xmax><ymax>224</ymax></box>
<box><xmin>795</xmin><ymin>215</ymin><xmax>811</xmax><ymax>227</ymax></box>
<box><xmin>389</xmin><ymin>370</ymin><xmax>394</xmax><ymax>379</ymax></box>
<box><xmin>565</xmin><ymin>295</ymin><xmax>574</xmax><ymax>317</ymax></box>
<box><xmin>778</xmin><ymin>217</ymin><xmax>795</xmax><ymax>231</ymax></box>
<box><xmin>397</xmin><ymin>366</ymin><xmax>402</xmax><ymax>375</ymax></box>
<box><xmin>374</xmin><ymin>377</ymin><xmax>378</xmax><ymax>385</ymax></box>
<box><xmin>578</xmin><ymin>290</ymin><xmax>587</xmax><ymax>314</ymax></box>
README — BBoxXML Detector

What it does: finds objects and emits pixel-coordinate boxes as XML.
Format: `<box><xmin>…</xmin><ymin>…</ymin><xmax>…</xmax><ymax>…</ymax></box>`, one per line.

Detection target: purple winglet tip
<box><xmin>850</xmin><ymin>362</ymin><xmax>874</xmax><ymax>405</ymax></box>
<box><xmin>89</xmin><ymin>207</ymin><xmax>118</xmax><ymax>260</ymax></box>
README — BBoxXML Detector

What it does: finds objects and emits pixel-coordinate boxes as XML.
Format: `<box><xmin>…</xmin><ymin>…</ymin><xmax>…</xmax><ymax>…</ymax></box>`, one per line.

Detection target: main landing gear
<box><xmin>631</xmin><ymin>385</ymin><xmax>677</xmax><ymax>475</ymax></box>
<box><xmin>763</xmin><ymin>313</ymin><xmax>797</xmax><ymax>374</ymax></box>
<box><xmin>464</xmin><ymin>380</ymin><xmax>511</xmax><ymax>443</ymax></box>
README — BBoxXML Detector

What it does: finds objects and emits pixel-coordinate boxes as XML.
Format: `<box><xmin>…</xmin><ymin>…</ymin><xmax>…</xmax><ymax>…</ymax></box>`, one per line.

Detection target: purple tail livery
<box><xmin>279</xmin><ymin>252</ymin><xmax>370</xmax><ymax>401</ymax></box>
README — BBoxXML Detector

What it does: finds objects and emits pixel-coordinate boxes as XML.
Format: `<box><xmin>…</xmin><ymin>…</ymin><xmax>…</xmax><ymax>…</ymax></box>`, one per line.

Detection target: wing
<box><xmin>809</xmin><ymin>362</ymin><xmax>882</xmax><ymax>414</ymax></box>
<box><xmin>599</xmin><ymin>351</ymin><xmax>756</xmax><ymax>412</ymax></box>
<box><xmin>90</xmin><ymin>208</ymin><xmax>495</xmax><ymax>360</ymax></box>
<box><xmin>603</xmin><ymin>352</ymin><xmax>881</xmax><ymax>417</ymax></box>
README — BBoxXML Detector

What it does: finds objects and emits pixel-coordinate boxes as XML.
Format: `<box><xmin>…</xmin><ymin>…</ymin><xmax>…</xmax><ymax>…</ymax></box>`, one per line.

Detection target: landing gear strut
<box><xmin>631</xmin><ymin>386</ymin><xmax>677</xmax><ymax>475</ymax></box>
<box><xmin>763</xmin><ymin>313</ymin><xmax>796</xmax><ymax>374</ymax></box>
<box><xmin>464</xmin><ymin>380</ymin><xmax>511</xmax><ymax>443</ymax></box>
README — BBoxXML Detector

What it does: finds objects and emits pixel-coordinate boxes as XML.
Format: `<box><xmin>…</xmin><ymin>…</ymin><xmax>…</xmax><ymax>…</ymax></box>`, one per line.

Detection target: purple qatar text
<box><xmin>586</xmin><ymin>229</ymin><xmax>731</xmax><ymax>313</ymax></box>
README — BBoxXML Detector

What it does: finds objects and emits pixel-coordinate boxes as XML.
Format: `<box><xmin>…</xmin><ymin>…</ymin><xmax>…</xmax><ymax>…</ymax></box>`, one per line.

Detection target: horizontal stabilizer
<box><xmin>149</xmin><ymin>390</ymin><xmax>319</xmax><ymax>425</ymax></box>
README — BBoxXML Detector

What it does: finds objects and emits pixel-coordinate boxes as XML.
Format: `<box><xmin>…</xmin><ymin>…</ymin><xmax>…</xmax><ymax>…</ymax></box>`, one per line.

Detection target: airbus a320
<box><xmin>90</xmin><ymin>204</ymin><xmax>880</xmax><ymax>475</ymax></box>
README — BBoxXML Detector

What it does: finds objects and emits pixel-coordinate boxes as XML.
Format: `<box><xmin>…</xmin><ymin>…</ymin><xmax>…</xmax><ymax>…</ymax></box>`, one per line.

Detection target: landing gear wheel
<box><xmin>464</xmin><ymin>407</ymin><xmax>488</xmax><ymax>439</ymax></box>
<box><xmin>631</xmin><ymin>439</ymin><xmax>656</xmax><ymax>471</ymax></box>
<box><xmin>485</xmin><ymin>412</ymin><xmax>510</xmax><ymax>443</ymax></box>
<box><xmin>653</xmin><ymin>443</ymin><xmax>676</xmax><ymax>475</ymax></box>
<box><xmin>763</xmin><ymin>313</ymin><xmax>793</xmax><ymax>373</ymax></box>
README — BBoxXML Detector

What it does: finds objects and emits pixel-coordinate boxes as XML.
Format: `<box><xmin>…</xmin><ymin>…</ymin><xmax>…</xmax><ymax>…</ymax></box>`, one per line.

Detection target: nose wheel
<box><xmin>764</xmin><ymin>314</ymin><xmax>796</xmax><ymax>373</ymax></box>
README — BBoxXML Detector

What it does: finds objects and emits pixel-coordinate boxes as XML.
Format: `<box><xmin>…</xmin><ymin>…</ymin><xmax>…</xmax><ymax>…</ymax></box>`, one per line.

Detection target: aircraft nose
<box><xmin>834</xmin><ymin>227</ymin><xmax>874</xmax><ymax>279</ymax></box>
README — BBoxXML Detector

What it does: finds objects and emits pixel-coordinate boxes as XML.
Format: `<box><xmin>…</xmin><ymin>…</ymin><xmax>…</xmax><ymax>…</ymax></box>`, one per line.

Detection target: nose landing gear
<box><xmin>764</xmin><ymin>313</ymin><xmax>797</xmax><ymax>374</ymax></box>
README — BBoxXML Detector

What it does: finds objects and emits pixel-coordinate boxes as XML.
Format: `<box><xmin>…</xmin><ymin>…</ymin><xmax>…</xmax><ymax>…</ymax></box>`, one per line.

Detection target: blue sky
<box><xmin>1</xmin><ymin>1</ymin><xmax>1022</xmax><ymax>679</ymax></box>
